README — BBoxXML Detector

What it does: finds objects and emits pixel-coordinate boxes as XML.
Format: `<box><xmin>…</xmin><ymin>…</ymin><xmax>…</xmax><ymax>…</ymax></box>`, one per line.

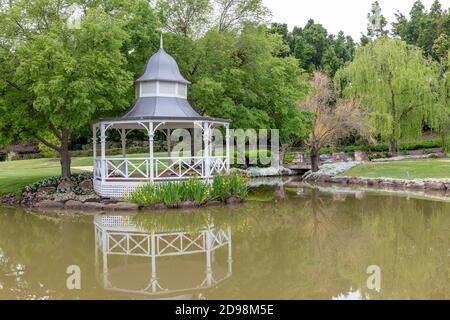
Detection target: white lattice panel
<box><xmin>94</xmin><ymin>180</ymin><xmax>143</xmax><ymax>198</ymax></box>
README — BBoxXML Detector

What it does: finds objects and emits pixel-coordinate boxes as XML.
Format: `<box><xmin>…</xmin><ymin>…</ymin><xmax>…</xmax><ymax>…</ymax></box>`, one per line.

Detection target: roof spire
<box><xmin>160</xmin><ymin>33</ymin><xmax>163</xmax><ymax>49</ymax></box>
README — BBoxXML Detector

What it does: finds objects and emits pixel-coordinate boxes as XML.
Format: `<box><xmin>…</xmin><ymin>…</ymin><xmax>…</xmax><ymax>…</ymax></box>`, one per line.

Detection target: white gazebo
<box><xmin>93</xmin><ymin>38</ymin><xmax>231</xmax><ymax>198</ymax></box>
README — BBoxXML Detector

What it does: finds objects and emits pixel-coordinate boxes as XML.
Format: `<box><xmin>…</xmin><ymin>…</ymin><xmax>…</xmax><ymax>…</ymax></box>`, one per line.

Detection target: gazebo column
<box><xmin>100</xmin><ymin>123</ymin><xmax>106</xmax><ymax>182</ymax></box>
<box><xmin>166</xmin><ymin>129</ymin><xmax>171</xmax><ymax>166</ymax></box>
<box><xmin>225</xmin><ymin>124</ymin><xmax>230</xmax><ymax>172</ymax></box>
<box><xmin>203</xmin><ymin>122</ymin><xmax>211</xmax><ymax>178</ymax></box>
<box><xmin>93</xmin><ymin>126</ymin><xmax>97</xmax><ymax>179</ymax></box>
<box><xmin>149</xmin><ymin>122</ymin><xmax>154</xmax><ymax>181</ymax></box>
<box><xmin>120</xmin><ymin>128</ymin><xmax>127</xmax><ymax>177</ymax></box>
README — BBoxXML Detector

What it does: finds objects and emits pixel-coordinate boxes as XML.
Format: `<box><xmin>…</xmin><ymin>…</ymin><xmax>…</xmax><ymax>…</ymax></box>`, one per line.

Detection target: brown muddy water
<box><xmin>0</xmin><ymin>179</ymin><xmax>449</xmax><ymax>300</ymax></box>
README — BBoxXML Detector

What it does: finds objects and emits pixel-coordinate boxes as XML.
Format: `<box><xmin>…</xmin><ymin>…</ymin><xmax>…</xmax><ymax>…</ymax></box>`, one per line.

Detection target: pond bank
<box><xmin>304</xmin><ymin>160</ymin><xmax>450</xmax><ymax>193</ymax></box>
<box><xmin>0</xmin><ymin>166</ymin><xmax>298</xmax><ymax>212</ymax></box>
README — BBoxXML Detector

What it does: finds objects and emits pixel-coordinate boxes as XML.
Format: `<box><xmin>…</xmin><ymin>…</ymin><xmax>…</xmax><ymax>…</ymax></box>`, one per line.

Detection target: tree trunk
<box><xmin>389</xmin><ymin>138</ymin><xmax>398</xmax><ymax>154</ymax></box>
<box><xmin>311</xmin><ymin>147</ymin><xmax>320</xmax><ymax>172</ymax></box>
<box><xmin>59</xmin><ymin>129</ymin><xmax>71</xmax><ymax>178</ymax></box>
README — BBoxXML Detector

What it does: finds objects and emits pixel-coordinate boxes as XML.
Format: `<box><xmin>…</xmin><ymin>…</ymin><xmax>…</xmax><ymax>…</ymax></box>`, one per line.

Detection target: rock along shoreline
<box><xmin>303</xmin><ymin>162</ymin><xmax>450</xmax><ymax>192</ymax></box>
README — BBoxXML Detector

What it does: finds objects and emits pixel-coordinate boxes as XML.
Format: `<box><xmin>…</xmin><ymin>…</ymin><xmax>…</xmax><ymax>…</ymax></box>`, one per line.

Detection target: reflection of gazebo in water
<box><xmin>93</xmin><ymin>36</ymin><xmax>231</xmax><ymax>198</ymax></box>
<box><xmin>94</xmin><ymin>215</ymin><xmax>232</xmax><ymax>298</ymax></box>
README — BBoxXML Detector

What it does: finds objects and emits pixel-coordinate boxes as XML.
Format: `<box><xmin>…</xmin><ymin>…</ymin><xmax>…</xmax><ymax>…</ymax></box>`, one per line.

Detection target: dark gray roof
<box><xmin>136</xmin><ymin>48</ymin><xmax>190</xmax><ymax>84</ymax></box>
<box><xmin>94</xmin><ymin>96</ymin><xmax>230</xmax><ymax>124</ymax></box>
<box><xmin>121</xmin><ymin>97</ymin><xmax>202</xmax><ymax>120</ymax></box>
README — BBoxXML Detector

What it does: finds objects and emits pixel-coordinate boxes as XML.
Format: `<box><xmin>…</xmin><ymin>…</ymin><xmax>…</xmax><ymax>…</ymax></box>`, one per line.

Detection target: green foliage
<box><xmin>23</xmin><ymin>172</ymin><xmax>93</xmax><ymax>193</ymax></box>
<box><xmin>367</xmin><ymin>152</ymin><xmax>392</xmax><ymax>161</ymax></box>
<box><xmin>439</xmin><ymin>51</ymin><xmax>450</xmax><ymax>152</ymax></box>
<box><xmin>393</xmin><ymin>0</ymin><xmax>450</xmax><ymax>62</ymax></box>
<box><xmin>320</xmin><ymin>139</ymin><xmax>444</xmax><ymax>154</ymax></box>
<box><xmin>156</xmin><ymin>0</ymin><xmax>211</xmax><ymax>37</ymax></box>
<box><xmin>0</xmin><ymin>0</ymin><xmax>159</xmax><ymax>177</ymax></box>
<box><xmin>129</xmin><ymin>174</ymin><xmax>248</xmax><ymax>207</ymax></box>
<box><xmin>232</xmin><ymin>150</ymin><xmax>272</xmax><ymax>168</ymax></box>
<box><xmin>210</xmin><ymin>173</ymin><xmax>249</xmax><ymax>201</ymax></box>
<box><xmin>189</xmin><ymin>26</ymin><xmax>311</xmax><ymax>144</ymax></box>
<box><xmin>275</xmin><ymin>19</ymin><xmax>355</xmax><ymax>76</ymax></box>
<box><xmin>367</xmin><ymin>1</ymin><xmax>388</xmax><ymax>38</ymax></box>
<box><xmin>335</xmin><ymin>38</ymin><xmax>440</xmax><ymax>150</ymax></box>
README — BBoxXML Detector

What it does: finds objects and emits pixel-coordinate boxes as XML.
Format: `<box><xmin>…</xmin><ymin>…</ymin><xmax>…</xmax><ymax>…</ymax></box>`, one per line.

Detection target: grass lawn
<box><xmin>341</xmin><ymin>159</ymin><xmax>450</xmax><ymax>179</ymax></box>
<box><xmin>0</xmin><ymin>152</ymin><xmax>188</xmax><ymax>195</ymax></box>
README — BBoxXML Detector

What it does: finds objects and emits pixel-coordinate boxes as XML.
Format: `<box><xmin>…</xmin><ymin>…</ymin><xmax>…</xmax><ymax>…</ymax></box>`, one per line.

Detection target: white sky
<box><xmin>263</xmin><ymin>0</ymin><xmax>450</xmax><ymax>40</ymax></box>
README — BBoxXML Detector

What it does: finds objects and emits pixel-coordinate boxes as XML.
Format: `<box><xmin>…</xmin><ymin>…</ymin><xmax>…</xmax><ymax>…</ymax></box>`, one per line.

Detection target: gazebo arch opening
<box><xmin>93</xmin><ymin>38</ymin><xmax>231</xmax><ymax>198</ymax></box>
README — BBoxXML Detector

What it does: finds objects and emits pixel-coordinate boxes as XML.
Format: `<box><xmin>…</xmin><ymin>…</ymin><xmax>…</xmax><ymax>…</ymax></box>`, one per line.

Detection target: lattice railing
<box><xmin>95</xmin><ymin>156</ymin><xmax>229</xmax><ymax>181</ymax></box>
<box><xmin>154</xmin><ymin>157</ymin><xmax>204</xmax><ymax>180</ymax></box>
<box><xmin>210</xmin><ymin>156</ymin><xmax>228</xmax><ymax>175</ymax></box>
<box><xmin>105</xmin><ymin>158</ymin><xmax>149</xmax><ymax>180</ymax></box>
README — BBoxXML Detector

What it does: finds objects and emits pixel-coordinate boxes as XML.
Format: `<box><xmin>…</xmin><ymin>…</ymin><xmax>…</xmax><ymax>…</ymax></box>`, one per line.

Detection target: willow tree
<box><xmin>439</xmin><ymin>51</ymin><xmax>450</xmax><ymax>152</ymax></box>
<box><xmin>335</xmin><ymin>38</ymin><xmax>439</xmax><ymax>152</ymax></box>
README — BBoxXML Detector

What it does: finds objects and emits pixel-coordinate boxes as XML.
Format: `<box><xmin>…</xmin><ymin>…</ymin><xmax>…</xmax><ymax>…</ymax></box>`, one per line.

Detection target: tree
<box><xmin>214</xmin><ymin>0</ymin><xmax>270</xmax><ymax>32</ymax></box>
<box><xmin>438</xmin><ymin>51</ymin><xmax>450</xmax><ymax>152</ymax></box>
<box><xmin>367</xmin><ymin>1</ymin><xmax>388</xmax><ymax>39</ymax></box>
<box><xmin>0</xmin><ymin>0</ymin><xmax>158</xmax><ymax>177</ymax></box>
<box><xmin>335</xmin><ymin>38</ymin><xmax>439</xmax><ymax>153</ymax></box>
<box><xmin>155</xmin><ymin>0</ymin><xmax>211</xmax><ymax>38</ymax></box>
<box><xmin>393</xmin><ymin>0</ymin><xmax>450</xmax><ymax>61</ymax></box>
<box><xmin>287</xmin><ymin>19</ymin><xmax>355</xmax><ymax>76</ymax></box>
<box><xmin>299</xmin><ymin>71</ymin><xmax>371</xmax><ymax>172</ymax></box>
<box><xmin>189</xmin><ymin>26</ymin><xmax>311</xmax><ymax>145</ymax></box>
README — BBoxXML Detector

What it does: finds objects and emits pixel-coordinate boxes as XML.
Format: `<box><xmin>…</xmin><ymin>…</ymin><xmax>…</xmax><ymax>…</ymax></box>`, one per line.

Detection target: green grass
<box><xmin>341</xmin><ymin>159</ymin><xmax>450</xmax><ymax>179</ymax></box>
<box><xmin>0</xmin><ymin>152</ymin><xmax>183</xmax><ymax>195</ymax></box>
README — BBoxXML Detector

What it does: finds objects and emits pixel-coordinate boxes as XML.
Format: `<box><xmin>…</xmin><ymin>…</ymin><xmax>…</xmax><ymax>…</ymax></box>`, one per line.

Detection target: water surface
<box><xmin>0</xmin><ymin>180</ymin><xmax>448</xmax><ymax>299</ymax></box>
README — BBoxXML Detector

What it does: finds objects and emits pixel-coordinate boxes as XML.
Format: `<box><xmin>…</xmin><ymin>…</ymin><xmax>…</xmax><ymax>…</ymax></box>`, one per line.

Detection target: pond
<box><xmin>0</xmin><ymin>178</ymin><xmax>448</xmax><ymax>300</ymax></box>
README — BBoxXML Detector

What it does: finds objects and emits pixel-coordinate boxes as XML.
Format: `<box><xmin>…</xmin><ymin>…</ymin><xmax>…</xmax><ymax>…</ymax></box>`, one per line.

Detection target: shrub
<box><xmin>232</xmin><ymin>150</ymin><xmax>272</xmax><ymax>169</ymax></box>
<box><xmin>368</xmin><ymin>152</ymin><xmax>392</xmax><ymax>161</ymax></box>
<box><xmin>7</xmin><ymin>152</ymin><xmax>19</xmax><ymax>161</ymax></box>
<box><xmin>23</xmin><ymin>172</ymin><xmax>93</xmax><ymax>193</ymax></box>
<box><xmin>319</xmin><ymin>139</ymin><xmax>442</xmax><ymax>155</ymax></box>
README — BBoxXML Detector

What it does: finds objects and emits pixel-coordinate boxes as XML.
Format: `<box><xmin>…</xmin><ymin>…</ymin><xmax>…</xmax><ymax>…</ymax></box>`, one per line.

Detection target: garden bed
<box><xmin>0</xmin><ymin>172</ymin><xmax>249</xmax><ymax>212</ymax></box>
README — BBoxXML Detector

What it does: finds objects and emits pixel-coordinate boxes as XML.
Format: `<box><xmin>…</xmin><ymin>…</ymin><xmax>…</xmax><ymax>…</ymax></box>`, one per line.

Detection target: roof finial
<box><xmin>160</xmin><ymin>33</ymin><xmax>163</xmax><ymax>49</ymax></box>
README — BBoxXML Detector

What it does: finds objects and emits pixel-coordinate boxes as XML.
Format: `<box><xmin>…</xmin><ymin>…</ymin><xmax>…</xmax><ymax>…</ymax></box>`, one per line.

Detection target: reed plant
<box><xmin>129</xmin><ymin>173</ymin><xmax>249</xmax><ymax>207</ymax></box>
<box><xmin>210</xmin><ymin>173</ymin><xmax>249</xmax><ymax>201</ymax></box>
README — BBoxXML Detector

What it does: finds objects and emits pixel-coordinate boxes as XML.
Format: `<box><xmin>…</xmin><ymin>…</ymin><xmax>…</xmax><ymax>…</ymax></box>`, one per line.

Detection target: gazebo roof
<box><xmin>135</xmin><ymin>47</ymin><xmax>191</xmax><ymax>84</ymax></box>
<box><xmin>95</xmin><ymin>36</ymin><xmax>230</xmax><ymax>126</ymax></box>
<box><xmin>120</xmin><ymin>96</ymin><xmax>229</xmax><ymax>123</ymax></box>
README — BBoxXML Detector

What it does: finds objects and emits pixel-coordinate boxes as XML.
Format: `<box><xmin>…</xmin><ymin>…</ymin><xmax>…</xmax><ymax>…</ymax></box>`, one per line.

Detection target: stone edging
<box><xmin>311</xmin><ymin>175</ymin><xmax>450</xmax><ymax>191</ymax></box>
<box><xmin>25</xmin><ymin>196</ymin><xmax>246</xmax><ymax>212</ymax></box>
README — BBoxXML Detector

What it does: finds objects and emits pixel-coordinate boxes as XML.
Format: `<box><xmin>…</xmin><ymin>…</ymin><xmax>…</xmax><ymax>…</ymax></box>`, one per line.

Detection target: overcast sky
<box><xmin>263</xmin><ymin>0</ymin><xmax>450</xmax><ymax>40</ymax></box>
